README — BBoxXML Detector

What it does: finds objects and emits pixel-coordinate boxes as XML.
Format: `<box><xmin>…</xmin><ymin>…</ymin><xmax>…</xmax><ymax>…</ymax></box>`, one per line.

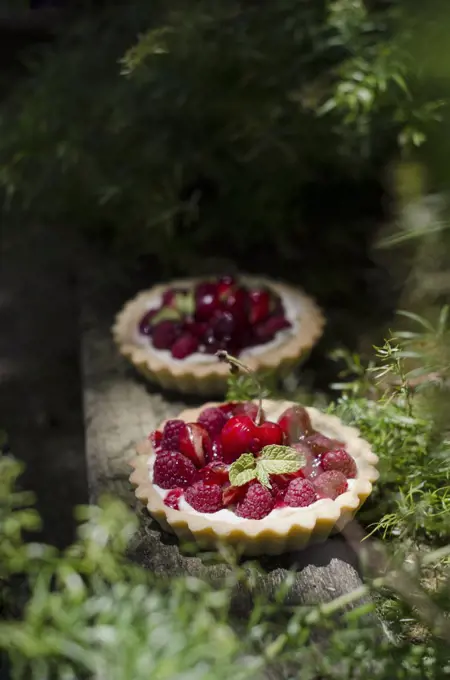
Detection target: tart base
<box><xmin>130</xmin><ymin>400</ymin><xmax>379</xmax><ymax>556</ymax></box>
<box><xmin>113</xmin><ymin>277</ymin><xmax>324</xmax><ymax>396</ymax></box>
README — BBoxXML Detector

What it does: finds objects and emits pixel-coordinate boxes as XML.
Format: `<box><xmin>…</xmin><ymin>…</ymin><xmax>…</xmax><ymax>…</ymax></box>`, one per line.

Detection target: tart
<box><xmin>130</xmin><ymin>399</ymin><xmax>379</xmax><ymax>557</ymax></box>
<box><xmin>113</xmin><ymin>275</ymin><xmax>324</xmax><ymax>395</ymax></box>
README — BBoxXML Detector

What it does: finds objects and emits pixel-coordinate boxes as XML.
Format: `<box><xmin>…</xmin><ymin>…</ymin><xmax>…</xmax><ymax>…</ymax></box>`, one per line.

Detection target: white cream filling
<box><xmin>148</xmin><ymin>455</ymin><xmax>357</xmax><ymax>523</ymax></box>
<box><xmin>134</xmin><ymin>283</ymin><xmax>302</xmax><ymax>365</ymax></box>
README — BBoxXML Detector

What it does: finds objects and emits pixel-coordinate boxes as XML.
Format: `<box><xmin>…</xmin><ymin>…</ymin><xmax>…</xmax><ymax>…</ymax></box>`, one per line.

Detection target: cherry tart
<box><xmin>113</xmin><ymin>276</ymin><xmax>324</xmax><ymax>395</ymax></box>
<box><xmin>130</xmin><ymin>399</ymin><xmax>379</xmax><ymax>556</ymax></box>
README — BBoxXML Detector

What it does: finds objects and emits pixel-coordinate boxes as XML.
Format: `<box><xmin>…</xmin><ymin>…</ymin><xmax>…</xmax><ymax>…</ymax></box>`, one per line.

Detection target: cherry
<box><xmin>171</xmin><ymin>333</ymin><xmax>199</xmax><ymax>359</ymax></box>
<box><xmin>248</xmin><ymin>289</ymin><xmax>271</xmax><ymax>325</ymax></box>
<box><xmin>217</xmin><ymin>275</ymin><xmax>236</xmax><ymax>298</ymax></box>
<box><xmin>222</xmin><ymin>286</ymin><xmax>248</xmax><ymax>323</ymax></box>
<box><xmin>199</xmin><ymin>462</ymin><xmax>229</xmax><ymax>486</ymax></box>
<box><xmin>254</xmin><ymin>315</ymin><xmax>291</xmax><ymax>343</ymax></box>
<box><xmin>178</xmin><ymin>423</ymin><xmax>212</xmax><ymax>467</ymax></box>
<box><xmin>210</xmin><ymin>310</ymin><xmax>236</xmax><ymax>341</ymax></box>
<box><xmin>256</xmin><ymin>421</ymin><xmax>284</xmax><ymax>449</ymax></box>
<box><xmin>220</xmin><ymin>415</ymin><xmax>260</xmax><ymax>463</ymax></box>
<box><xmin>292</xmin><ymin>442</ymin><xmax>323</xmax><ymax>479</ymax></box>
<box><xmin>209</xmin><ymin>437</ymin><xmax>225</xmax><ymax>462</ymax></box>
<box><xmin>278</xmin><ymin>406</ymin><xmax>314</xmax><ymax>442</ymax></box>
<box><xmin>183</xmin><ymin>320</ymin><xmax>208</xmax><ymax>339</ymax></box>
<box><xmin>194</xmin><ymin>282</ymin><xmax>221</xmax><ymax>321</ymax></box>
<box><xmin>233</xmin><ymin>401</ymin><xmax>260</xmax><ymax>420</ymax></box>
<box><xmin>139</xmin><ymin>309</ymin><xmax>158</xmax><ymax>336</ymax></box>
<box><xmin>152</xmin><ymin>320</ymin><xmax>180</xmax><ymax>350</ymax></box>
<box><xmin>304</xmin><ymin>433</ymin><xmax>344</xmax><ymax>456</ymax></box>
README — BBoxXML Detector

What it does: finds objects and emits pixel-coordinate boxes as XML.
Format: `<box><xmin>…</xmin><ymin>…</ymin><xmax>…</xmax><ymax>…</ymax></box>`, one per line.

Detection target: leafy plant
<box><xmin>0</xmin><ymin>0</ymin><xmax>442</xmax><ymax>267</ymax></box>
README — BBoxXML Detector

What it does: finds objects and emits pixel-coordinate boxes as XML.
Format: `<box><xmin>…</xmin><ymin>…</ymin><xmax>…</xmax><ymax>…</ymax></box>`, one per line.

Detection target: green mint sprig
<box><xmin>228</xmin><ymin>445</ymin><xmax>306</xmax><ymax>489</ymax></box>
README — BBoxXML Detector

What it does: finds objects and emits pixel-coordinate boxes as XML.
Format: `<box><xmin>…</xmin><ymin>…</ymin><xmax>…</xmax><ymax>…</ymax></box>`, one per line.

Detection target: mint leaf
<box><xmin>254</xmin><ymin>445</ymin><xmax>305</xmax><ymax>488</ymax></box>
<box><xmin>174</xmin><ymin>291</ymin><xmax>195</xmax><ymax>316</ymax></box>
<box><xmin>229</xmin><ymin>453</ymin><xmax>257</xmax><ymax>487</ymax></box>
<box><xmin>256</xmin><ymin>465</ymin><xmax>271</xmax><ymax>489</ymax></box>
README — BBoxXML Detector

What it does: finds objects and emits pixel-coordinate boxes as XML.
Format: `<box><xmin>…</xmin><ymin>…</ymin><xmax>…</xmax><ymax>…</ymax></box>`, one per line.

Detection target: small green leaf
<box><xmin>260</xmin><ymin>444</ymin><xmax>306</xmax><ymax>467</ymax></box>
<box><xmin>258</xmin><ymin>459</ymin><xmax>303</xmax><ymax>477</ymax></box>
<box><xmin>256</xmin><ymin>465</ymin><xmax>271</xmax><ymax>489</ymax></box>
<box><xmin>229</xmin><ymin>453</ymin><xmax>257</xmax><ymax>487</ymax></box>
<box><xmin>174</xmin><ymin>291</ymin><xmax>195</xmax><ymax>316</ymax></box>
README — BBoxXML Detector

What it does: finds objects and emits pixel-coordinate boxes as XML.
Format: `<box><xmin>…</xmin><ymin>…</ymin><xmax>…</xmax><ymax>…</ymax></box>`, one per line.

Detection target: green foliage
<box><xmin>0</xmin><ymin>0</ymin><xmax>441</xmax><ymax>264</ymax></box>
<box><xmin>1</xmin><ymin>452</ymin><xmax>449</xmax><ymax>679</ymax></box>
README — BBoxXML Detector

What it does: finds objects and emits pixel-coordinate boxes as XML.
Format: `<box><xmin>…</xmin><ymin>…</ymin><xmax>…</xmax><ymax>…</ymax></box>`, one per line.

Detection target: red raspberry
<box><xmin>185</xmin><ymin>481</ymin><xmax>224</xmax><ymax>513</ymax></box>
<box><xmin>149</xmin><ymin>429</ymin><xmax>162</xmax><ymax>449</ymax></box>
<box><xmin>314</xmin><ymin>471</ymin><xmax>348</xmax><ymax>500</ymax></box>
<box><xmin>321</xmin><ymin>449</ymin><xmax>357</xmax><ymax>478</ymax></box>
<box><xmin>171</xmin><ymin>333</ymin><xmax>199</xmax><ymax>359</ymax></box>
<box><xmin>270</xmin><ymin>471</ymin><xmax>304</xmax><ymax>500</ymax></box>
<box><xmin>198</xmin><ymin>407</ymin><xmax>228</xmax><ymax>438</ymax></box>
<box><xmin>153</xmin><ymin>451</ymin><xmax>198</xmax><ymax>490</ymax></box>
<box><xmin>152</xmin><ymin>320</ymin><xmax>180</xmax><ymax>350</ymax></box>
<box><xmin>161</xmin><ymin>419</ymin><xmax>186</xmax><ymax>450</ymax></box>
<box><xmin>284</xmin><ymin>478</ymin><xmax>317</xmax><ymax>507</ymax></box>
<box><xmin>235</xmin><ymin>482</ymin><xmax>275</xmax><ymax>519</ymax></box>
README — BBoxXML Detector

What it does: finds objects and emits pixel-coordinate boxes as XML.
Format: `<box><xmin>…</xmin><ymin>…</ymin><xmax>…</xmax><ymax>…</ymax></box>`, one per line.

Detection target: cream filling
<box><xmin>134</xmin><ymin>284</ymin><xmax>302</xmax><ymax>365</ymax></box>
<box><xmin>148</xmin><ymin>455</ymin><xmax>357</xmax><ymax>523</ymax></box>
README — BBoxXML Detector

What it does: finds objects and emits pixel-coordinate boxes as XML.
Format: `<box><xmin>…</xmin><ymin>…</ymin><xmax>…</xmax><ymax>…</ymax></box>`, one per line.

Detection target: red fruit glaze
<box><xmin>199</xmin><ymin>462</ymin><xmax>229</xmax><ymax>486</ymax></box>
<box><xmin>284</xmin><ymin>478</ymin><xmax>317</xmax><ymax>507</ymax></box>
<box><xmin>314</xmin><ymin>471</ymin><xmax>348</xmax><ymax>500</ymax></box>
<box><xmin>321</xmin><ymin>449</ymin><xmax>357</xmax><ymax>478</ymax></box>
<box><xmin>198</xmin><ymin>406</ymin><xmax>228</xmax><ymax>438</ymax></box>
<box><xmin>278</xmin><ymin>406</ymin><xmax>314</xmax><ymax>442</ymax></box>
<box><xmin>185</xmin><ymin>481</ymin><xmax>224</xmax><ymax>513</ymax></box>
<box><xmin>220</xmin><ymin>415</ymin><xmax>259</xmax><ymax>463</ymax></box>
<box><xmin>236</xmin><ymin>482</ymin><xmax>275</xmax><ymax>519</ymax></box>
<box><xmin>149</xmin><ymin>430</ymin><xmax>163</xmax><ymax>449</ymax></box>
<box><xmin>178</xmin><ymin>423</ymin><xmax>211</xmax><ymax>467</ymax></box>
<box><xmin>153</xmin><ymin>451</ymin><xmax>198</xmax><ymax>490</ymax></box>
<box><xmin>171</xmin><ymin>333</ymin><xmax>199</xmax><ymax>359</ymax></box>
<box><xmin>164</xmin><ymin>488</ymin><xmax>183</xmax><ymax>510</ymax></box>
<box><xmin>256</xmin><ymin>421</ymin><xmax>284</xmax><ymax>449</ymax></box>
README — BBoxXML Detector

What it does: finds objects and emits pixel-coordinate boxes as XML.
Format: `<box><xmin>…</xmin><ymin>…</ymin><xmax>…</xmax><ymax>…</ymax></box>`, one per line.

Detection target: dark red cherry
<box><xmin>171</xmin><ymin>333</ymin><xmax>199</xmax><ymax>359</ymax></box>
<box><xmin>303</xmin><ymin>433</ymin><xmax>344</xmax><ymax>456</ymax></box>
<box><xmin>210</xmin><ymin>310</ymin><xmax>236</xmax><ymax>340</ymax></box>
<box><xmin>254</xmin><ymin>315</ymin><xmax>291</xmax><ymax>343</ymax></box>
<box><xmin>222</xmin><ymin>286</ymin><xmax>248</xmax><ymax>322</ymax></box>
<box><xmin>220</xmin><ymin>415</ymin><xmax>259</xmax><ymax>463</ymax></box>
<box><xmin>139</xmin><ymin>309</ymin><xmax>158</xmax><ymax>336</ymax></box>
<box><xmin>233</xmin><ymin>401</ymin><xmax>260</xmax><ymax>420</ymax></box>
<box><xmin>278</xmin><ymin>406</ymin><xmax>314</xmax><ymax>442</ymax></box>
<box><xmin>194</xmin><ymin>282</ymin><xmax>221</xmax><ymax>321</ymax></box>
<box><xmin>152</xmin><ymin>321</ymin><xmax>180</xmax><ymax>350</ymax></box>
<box><xmin>248</xmin><ymin>289</ymin><xmax>271</xmax><ymax>325</ymax></box>
<box><xmin>217</xmin><ymin>275</ymin><xmax>236</xmax><ymax>298</ymax></box>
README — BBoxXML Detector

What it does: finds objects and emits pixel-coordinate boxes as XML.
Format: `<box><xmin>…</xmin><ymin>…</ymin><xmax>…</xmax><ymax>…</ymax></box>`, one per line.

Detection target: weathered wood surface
<box><xmin>79</xmin><ymin>258</ymin><xmax>381</xmax><ymax>638</ymax></box>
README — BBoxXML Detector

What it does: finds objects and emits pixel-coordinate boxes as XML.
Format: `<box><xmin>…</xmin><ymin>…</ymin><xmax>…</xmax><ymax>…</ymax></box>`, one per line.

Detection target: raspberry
<box><xmin>235</xmin><ymin>482</ymin><xmax>275</xmax><ymax>519</ymax></box>
<box><xmin>149</xmin><ymin>429</ymin><xmax>163</xmax><ymax>449</ymax></box>
<box><xmin>314</xmin><ymin>471</ymin><xmax>348</xmax><ymax>500</ymax></box>
<box><xmin>284</xmin><ymin>478</ymin><xmax>317</xmax><ymax>507</ymax></box>
<box><xmin>161</xmin><ymin>419</ymin><xmax>186</xmax><ymax>450</ymax></box>
<box><xmin>185</xmin><ymin>481</ymin><xmax>224</xmax><ymax>513</ymax></box>
<box><xmin>270</xmin><ymin>471</ymin><xmax>304</xmax><ymax>500</ymax></box>
<box><xmin>198</xmin><ymin>407</ymin><xmax>228</xmax><ymax>438</ymax></box>
<box><xmin>321</xmin><ymin>449</ymin><xmax>356</xmax><ymax>478</ymax></box>
<box><xmin>153</xmin><ymin>451</ymin><xmax>198</xmax><ymax>490</ymax></box>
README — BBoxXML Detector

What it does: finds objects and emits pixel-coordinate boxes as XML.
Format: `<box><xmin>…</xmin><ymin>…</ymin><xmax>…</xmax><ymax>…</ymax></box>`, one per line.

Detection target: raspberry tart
<box><xmin>113</xmin><ymin>275</ymin><xmax>324</xmax><ymax>395</ymax></box>
<box><xmin>130</xmin><ymin>365</ymin><xmax>378</xmax><ymax>556</ymax></box>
